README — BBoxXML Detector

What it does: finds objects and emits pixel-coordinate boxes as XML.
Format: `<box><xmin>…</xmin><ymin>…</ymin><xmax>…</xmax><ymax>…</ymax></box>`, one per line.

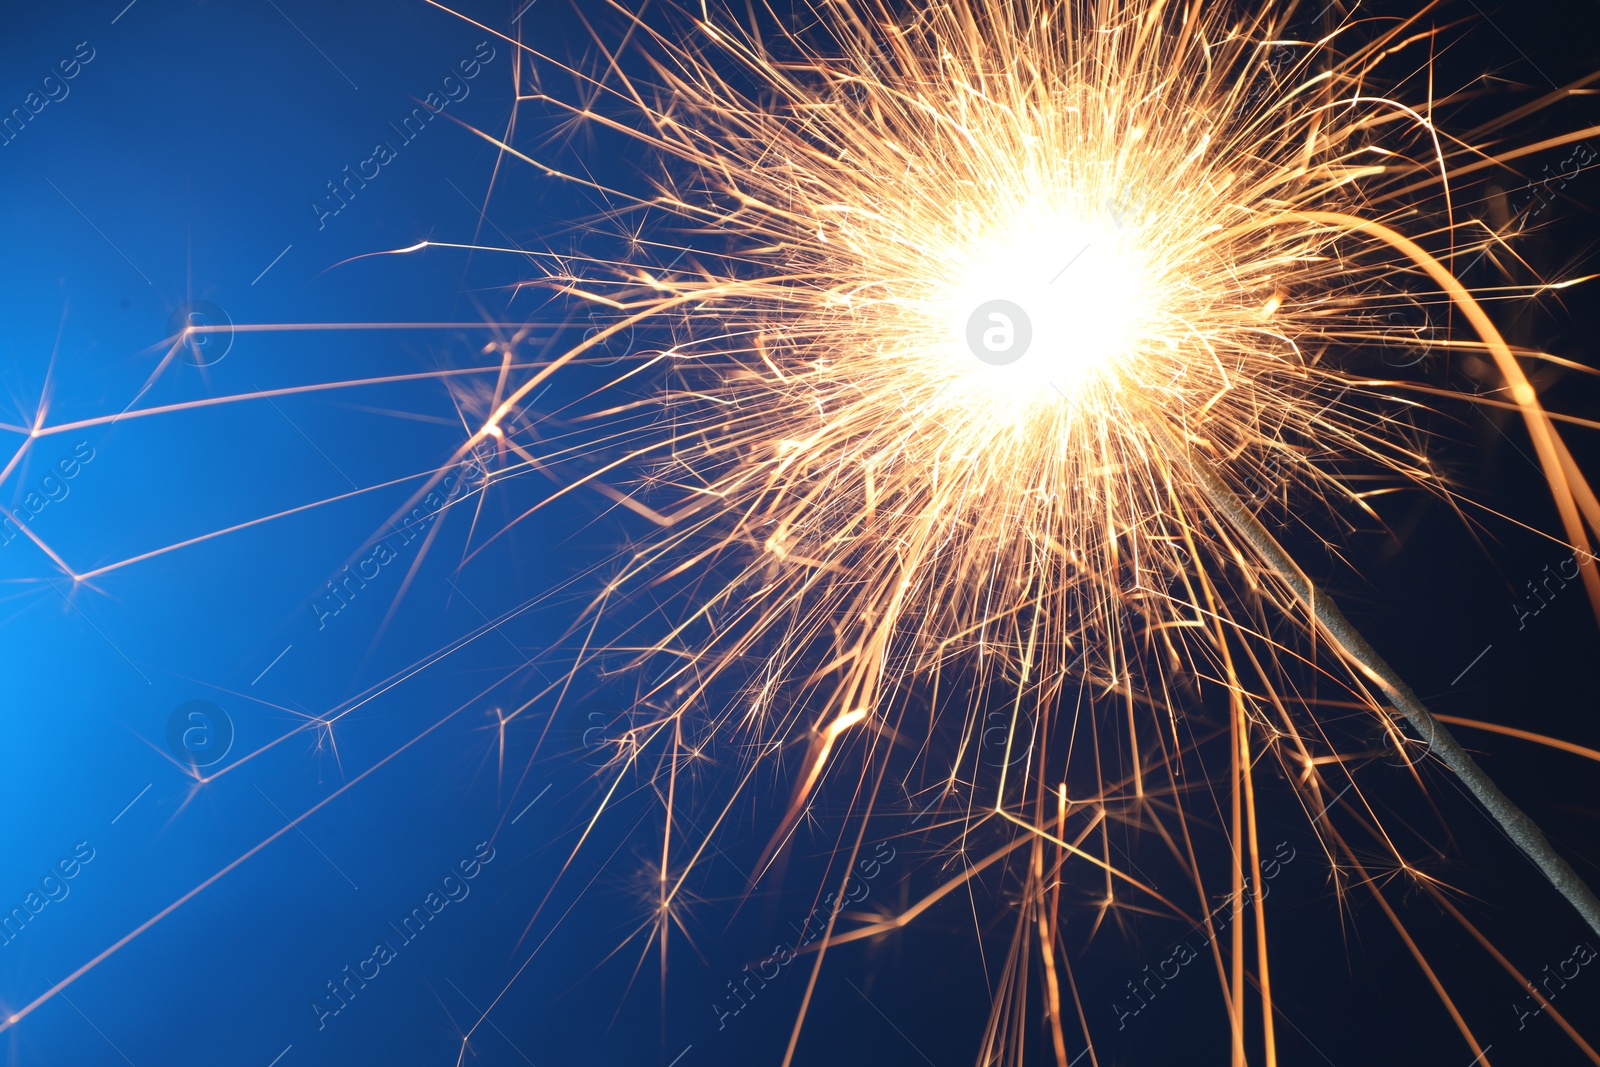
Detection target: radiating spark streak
<box><xmin>1242</xmin><ymin>210</ymin><xmax>1600</xmax><ymax>628</ymax></box>
<box><xmin>1423</xmin><ymin>884</ymin><xmax>1600</xmax><ymax>1065</ymax></box>
<box><xmin>35</xmin><ymin>355</ymin><xmax>553</xmax><ymax>437</ymax></box>
<box><xmin>368</xmin><ymin>470</ymin><xmax>478</xmax><ymax>653</ymax></box>
<box><xmin>0</xmin><ymin>477</ymin><xmax>587</xmax><ymax>1027</ymax></box>
<box><xmin>443</xmin><ymin>179</ymin><xmax>544</xmax><ymax>272</ymax></box>
<box><xmin>1434</xmin><ymin>714</ymin><xmax>1600</xmax><ymax>765</ymax></box>
<box><xmin>0</xmin><ymin>666</ymin><xmax>514</xmax><ymax>1033</ymax></box>
<box><xmin>498</xmin><ymin>433</ymin><xmax>675</xmax><ymax>525</ymax></box>
<box><xmin>1239</xmin><ymin>694</ymin><xmax>1277</xmax><ymax>1067</ymax></box>
<box><xmin>329</xmin><ymin>239</ymin><xmax>588</xmax><ymax>273</ymax></box>
<box><xmin>74</xmin><ymin>465</ymin><xmax>455</xmax><ymax>581</ymax></box>
<box><xmin>445</xmin><ymin>575</ymin><xmax>545</xmax><ymax>682</ymax></box>
<box><xmin>1180</xmin><ymin>424</ymin><xmax>1600</xmax><ymax>932</ymax></box>
<box><xmin>451</xmin><ymin>731</ymin><xmax>698</xmax><ymax>1057</ymax></box>
<box><xmin>1384</xmin><ymin>385</ymin><xmax>1600</xmax><ymax>432</ymax></box>
<box><xmin>1320</xmin><ymin>826</ymin><xmax>1493</xmax><ymax>1060</ymax></box>
<box><xmin>188</xmin><ymin>584</ymin><xmax>564</xmax><ymax>794</ymax></box>
<box><xmin>3</xmin><ymin>504</ymin><xmax>79</xmax><ymax>577</ymax></box>
<box><xmin>444</xmin><ymin>979</ymin><xmax>537</xmax><ymax>1066</ymax></box>
<box><xmin>1392</xmin><ymin>122</ymin><xmax>1600</xmax><ymax>197</ymax></box>
<box><xmin>817</xmin><ymin>835</ymin><xmax>1057</xmax><ymax>951</ymax></box>
<box><xmin>995</xmin><ymin>810</ymin><xmax>1193</xmax><ymax>921</ymax></box>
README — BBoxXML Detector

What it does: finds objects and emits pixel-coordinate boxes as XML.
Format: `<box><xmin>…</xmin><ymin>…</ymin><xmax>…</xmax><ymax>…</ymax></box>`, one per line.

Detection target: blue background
<box><xmin>0</xmin><ymin>4</ymin><xmax>624</xmax><ymax>1065</ymax></box>
<box><xmin>1</xmin><ymin>2</ymin><xmax>1598</xmax><ymax>1067</ymax></box>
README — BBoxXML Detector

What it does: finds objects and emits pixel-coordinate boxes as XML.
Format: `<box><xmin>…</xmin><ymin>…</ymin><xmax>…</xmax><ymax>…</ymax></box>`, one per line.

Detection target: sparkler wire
<box><xmin>1172</xmin><ymin>427</ymin><xmax>1600</xmax><ymax>937</ymax></box>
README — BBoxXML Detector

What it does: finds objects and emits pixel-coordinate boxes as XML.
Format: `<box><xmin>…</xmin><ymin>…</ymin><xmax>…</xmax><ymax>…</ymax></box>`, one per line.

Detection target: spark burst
<box><xmin>2</xmin><ymin>1</ymin><xmax>1596</xmax><ymax>1064</ymax></box>
<box><xmin>440</xmin><ymin>0</ymin><xmax>1600</xmax><ymax>1062</ymax></box>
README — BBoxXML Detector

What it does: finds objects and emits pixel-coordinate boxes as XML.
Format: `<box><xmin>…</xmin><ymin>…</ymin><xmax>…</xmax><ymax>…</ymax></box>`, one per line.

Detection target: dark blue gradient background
<box><xmin>2</xmin><ymin>3</ymin><xmax>1599</xmax><ymax>1067</ymax></box>
<box><xmin>0</xmin><ymin>4</ymin><xmax>620</xmax><ymax>1065</ymax></box>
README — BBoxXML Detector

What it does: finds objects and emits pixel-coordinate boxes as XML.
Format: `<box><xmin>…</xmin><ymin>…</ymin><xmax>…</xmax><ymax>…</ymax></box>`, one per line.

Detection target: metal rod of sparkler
<box><xmin>1168</xmin><ymin>426</ymin><xmax>1600</xmax><ymax>937</ymax></box>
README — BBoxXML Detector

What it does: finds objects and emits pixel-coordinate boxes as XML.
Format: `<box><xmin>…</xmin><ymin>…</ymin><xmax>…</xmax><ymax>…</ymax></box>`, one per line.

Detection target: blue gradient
<box><xmin>2</xmin><ymin>3</ymin><xmax>1599</xmax><ymax>1067</ymax></box>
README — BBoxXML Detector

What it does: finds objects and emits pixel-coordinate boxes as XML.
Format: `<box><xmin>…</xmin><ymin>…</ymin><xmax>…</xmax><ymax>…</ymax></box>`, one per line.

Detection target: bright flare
<box><xmin>942</xmin><ymin>201</ymin><xmax>1158</xmax><ymax>406</ymax></box>
<box><xmin>457</xmin><ymin>2</ymin><xmax>1600</xmax><ymax>1064</ymax></box>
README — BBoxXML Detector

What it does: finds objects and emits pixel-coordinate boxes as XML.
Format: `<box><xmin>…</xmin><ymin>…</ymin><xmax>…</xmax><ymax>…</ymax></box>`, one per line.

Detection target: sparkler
<box><xmin>4</xmin><ymin>1</ymin><xmax>1596</xmax><ymax>1064</ymax></box>
<box><xmin>433</xmin><ymin>0</ymin><xmax>1600</xmax><ymax>1061</ymax></box>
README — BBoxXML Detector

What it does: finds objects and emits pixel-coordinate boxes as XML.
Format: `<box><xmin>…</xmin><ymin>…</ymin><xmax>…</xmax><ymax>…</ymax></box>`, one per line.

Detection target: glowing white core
<box><xmin>944</xmin><ymin>206</ymin><xmax>1153</xmax><ymax>400</ymax></box>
